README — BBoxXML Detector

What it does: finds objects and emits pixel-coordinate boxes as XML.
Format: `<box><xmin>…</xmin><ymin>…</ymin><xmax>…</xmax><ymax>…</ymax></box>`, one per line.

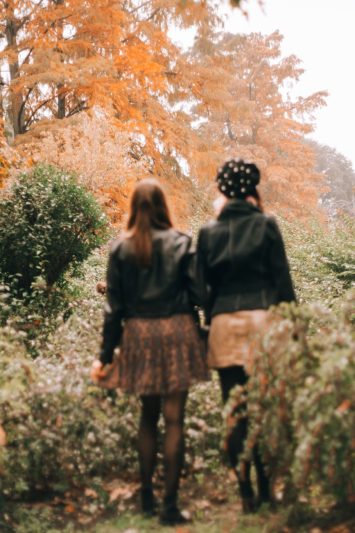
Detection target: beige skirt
<box><xmin>208</xmin><ymin>310</ymin><xmax>270</xmax><ymax>373</ymax></box>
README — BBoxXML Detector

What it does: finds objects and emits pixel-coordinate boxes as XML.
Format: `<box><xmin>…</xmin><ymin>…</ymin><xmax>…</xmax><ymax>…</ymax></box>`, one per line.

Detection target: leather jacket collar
<box><xmin>218</xmin><ymin>199</ymin><xmax>261</xmax><ymax>221</ymax></box>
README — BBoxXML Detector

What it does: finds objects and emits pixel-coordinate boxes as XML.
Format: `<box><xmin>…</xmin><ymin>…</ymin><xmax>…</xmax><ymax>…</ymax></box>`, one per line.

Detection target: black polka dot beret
<box><xmin>216</xmin><ymin>159</ymin><xmax>260</xmax><ymax>199</ymax></box>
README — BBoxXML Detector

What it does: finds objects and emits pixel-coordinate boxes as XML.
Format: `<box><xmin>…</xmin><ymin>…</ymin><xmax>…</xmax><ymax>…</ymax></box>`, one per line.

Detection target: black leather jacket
<box><xmin>100</xmin><ymin>228</ymin><xmax>200</xmax><ymax>364</ymax></box>
<box><xmin>196</xmin><ymin>199</ymin><xmax>296</xmax><ymax>321</ymax></box>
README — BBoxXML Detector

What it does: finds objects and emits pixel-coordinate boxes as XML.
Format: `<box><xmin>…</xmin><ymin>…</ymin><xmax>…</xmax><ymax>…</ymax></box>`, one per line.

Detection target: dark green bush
<box><xmin>0</xmin><ymin>263</ymin><xmax>221</xmax><ymax>502</ymax></box>
<box><xmin>0</xmin><ymin>320</ymin><xmax>139</xmax><ymax>500</ymax></box>
<box><xmin>0</xmin><ymin>164</ymin><xmax>107</xmax><ymax>292</ymax></box>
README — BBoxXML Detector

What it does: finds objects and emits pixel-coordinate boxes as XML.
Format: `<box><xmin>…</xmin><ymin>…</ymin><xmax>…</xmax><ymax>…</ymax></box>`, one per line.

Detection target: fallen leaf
<box><xmin>103</xmin><ymin>479</ymin><xmax>138</xmax><ymax>491</ymax></box>
<box><xmin>65</xmin><ymin>503</ymin><xmax>75</xmax><ymax>513</ymax></box>
<box><xmin>0</xmin><ymin>426</ymin><xmax>6</xmax><ymax>446</ymax></box>
<box><xmin>195</xmin><ymin>499</ymin><xmax>211</xmax><ymax>510</ymax></box>
<box><xmin>228</xmin><ymin>469</ymin><xmax>236</xmax><ymax>482</ymax></box>
<box><xmin>336</xmin><ymin>399</ymin><xmax>351</xmax><ymax>414</ymax></box>
<box><xmin>210</xmin><ymin>492</ymin><xmax>228</xmax><ymax>504</ymax></box>
<box><xmin>77</xmin><ymin>515</ymin><xmax>93</xmax><ymax>525</ymax></box>
<box><xmin>192</xmin><ymin>457</ymin><xmax>204</xmax><ymax>471</ymax></box>
<box><xmin>84</xmin><ymin>488</ymin><xmax>98</xmax><ymax>499</ymax></box>
<box><xmin>109</xmin><ymin>486</ymin><xmax>134</xmax><ymax>503</ymax></box>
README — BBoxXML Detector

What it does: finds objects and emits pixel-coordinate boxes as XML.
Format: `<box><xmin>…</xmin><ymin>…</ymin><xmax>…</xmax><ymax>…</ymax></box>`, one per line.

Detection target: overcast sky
<box><xmin>221</xmin><ymin>0</ymin><xmax>355</xmax><ymax>168</ymax></box>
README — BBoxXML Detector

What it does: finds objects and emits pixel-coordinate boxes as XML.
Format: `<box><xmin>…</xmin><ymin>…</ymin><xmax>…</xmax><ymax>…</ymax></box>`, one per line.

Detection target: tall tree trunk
<box><xmin>5</xmin><ymin>14</ymin><xmax>25</xmax><ymax>135</ymax></box>
<box><xmin>55</xmin><ymin>0</ymin><xmax>66</xmax><ymax>119</ymax></box>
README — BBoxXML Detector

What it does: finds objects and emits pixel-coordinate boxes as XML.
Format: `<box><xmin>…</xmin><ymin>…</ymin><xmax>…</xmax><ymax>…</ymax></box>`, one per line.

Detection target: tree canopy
<box><xmin>187</xmin><ymin>30</ymin><xmax>327</xmax><ymax>217</ymax></box>
<box><xmin>1</xmin><ymin>0</ymin><xmax>328</xmax><ymax>219</ymax></box>
<box><xmin>307</xmin><ymin>139</ymin><xmax>355</xmax><ymax>216</ymax></box>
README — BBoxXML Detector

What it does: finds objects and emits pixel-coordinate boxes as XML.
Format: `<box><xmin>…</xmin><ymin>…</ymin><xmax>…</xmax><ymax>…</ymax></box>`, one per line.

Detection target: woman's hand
<box><xmin>96</xmin><ymin>281</ymin><xmax>107</xmax><ymax>295</ymax></box>
<box><xmin>90</xmin><ymin>360</ymin><xmax>111</xmax><ymax>382</ymax></box>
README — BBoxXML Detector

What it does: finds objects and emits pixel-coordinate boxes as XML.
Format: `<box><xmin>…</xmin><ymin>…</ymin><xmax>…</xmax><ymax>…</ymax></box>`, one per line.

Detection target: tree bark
<box><xmin>4</xmin><ymin>11</ymin><xmax>25</xmax><ymax>135</ymax></box>
<box><xmin>54</xmin><ymin>0</ymin><xmax>66</xmax><ymax>119</ymax></box>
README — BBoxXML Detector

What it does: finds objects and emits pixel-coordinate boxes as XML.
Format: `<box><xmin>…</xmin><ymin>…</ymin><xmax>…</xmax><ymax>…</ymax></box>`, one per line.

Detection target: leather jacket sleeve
<box><xmin>196</xmin><ymin>228</ymin><xmax>213</xmax><ymax>324</ymax></box>
<box><xmin>181</xmin><ymin>236</ymin><xmax>204</xmax><ymax>309</ymax></box>
<box><xmin>267</xmin><ymin>218</ymin><xmax>296</xmax><ymax>304</ymax></box>
<box><xmin>100</xmin><ymin>243</ymin><xmax>124</xmax><ymax>364</ymax></box>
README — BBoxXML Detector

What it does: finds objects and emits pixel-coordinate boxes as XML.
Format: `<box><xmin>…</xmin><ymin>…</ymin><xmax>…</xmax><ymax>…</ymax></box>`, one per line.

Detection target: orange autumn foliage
<box><xmin>0</xmin><ymin>117</ymin><xmax>12</xmax><ymax>188</ymax></box>
<box><xmin>15</xmin><ymin>111</ymin><xmax>207</xmax><ymax>230</ymax></box>
<box><xmin>1</xmin><ymin>3</ymin><xmax>328</xmax><ymax>221</ymax></box>
<box><xmin>0</xmin><ymin>0</ymin><xmax>220</xmax><ymax>191</ymax></box>
<box><xmin>0</xmin><ymin>1</ymin><xmax>217</xmax><ymax>134</ymax></box>
<box><xmin>187</xmin><ymin>31</ymin><xmax>328</xmax><ymax>219</ymax></box>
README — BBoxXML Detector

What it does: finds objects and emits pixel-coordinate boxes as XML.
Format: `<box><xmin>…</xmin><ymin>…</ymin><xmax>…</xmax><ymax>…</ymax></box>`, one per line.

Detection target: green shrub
<box><xmin>1</xmin><ymin>209</ymin><xmax>353</xmax><ymax>512</ymax></box>
<box><xmin>0</xmin><ymin>318</ymin><xmax>139</xmax><ymax>500</ymax></box>
<box><xmin>0</xmin><ymin>164</ymin><xmax>108</xmax><ymax>292</ymax></box>
<box><xmin>0</xmin><ymin>272</ymin><xmax>222</xmax><ymax>503</ymax></box>
<box><xmin>282</xmin><ymin>217</ymin><xmax>355</xmax><ymax>306</ymax></box>
<box><xmin>225</xmin><ymin>291</ymin><xmax>355</xmax><ymax>506</ymax></box>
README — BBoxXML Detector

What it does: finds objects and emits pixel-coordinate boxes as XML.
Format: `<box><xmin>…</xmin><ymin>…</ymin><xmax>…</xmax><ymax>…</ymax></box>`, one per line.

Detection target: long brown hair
<box><xmin>127</xmin><ymin>178</ymin><xmax>173</xmax><ymax>267</ymax></box>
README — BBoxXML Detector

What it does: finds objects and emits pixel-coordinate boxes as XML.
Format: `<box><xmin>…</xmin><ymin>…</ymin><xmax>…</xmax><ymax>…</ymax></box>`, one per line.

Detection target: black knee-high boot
<box><xmin>253</xmin><ymin>445</ymin><xmax>271</xmax><ymax>504</ymax></box>
<box><xmin>218</xmin><ymin>366</ymin><xmax>256</xmax><ymax>513</ymax></box>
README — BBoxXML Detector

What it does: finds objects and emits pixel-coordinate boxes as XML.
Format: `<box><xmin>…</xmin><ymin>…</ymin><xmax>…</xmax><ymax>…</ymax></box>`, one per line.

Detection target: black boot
<box><xmin>160</xmin><ymin>496</ymin><xmax>189</xmax><ymax>526</ymax></box>
<box><xmin>241</xmin><ymin>495</ymin><xmax>257</xmax><ymax>514</ymax></box>
<box><xmin>140</xmin><ymin>487</ymin><xmax>157</xmax><ymax>516</ymax></box>
<box><xmin>236</xmin><ymin>464</ymin><xmax>257</xmax><ymax>514</ymax></box>
<box><xmin>254</xmin><ymin>447</ymin><xmax>271</xmax><ymax>507</ymax></box>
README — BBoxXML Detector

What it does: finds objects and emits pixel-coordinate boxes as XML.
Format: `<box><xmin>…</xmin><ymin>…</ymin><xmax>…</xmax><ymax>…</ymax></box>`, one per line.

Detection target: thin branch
<box><xmin>24</xmin><ymin>94</ymin><xmax>57</xmax><ymax>130</ymax></box>
<box><xmin>16</xmin><ymin>0</ymin><xmax>46</xmax><ymax>32</ymax></box>
<box><xmin>145</xmin><ymin>7</ymin><xmax>160</xmax><ymax>22</ymax></box>
<box><xmin>128</xmin><ymin>0</ymin><xmax>153</xmax><ymax>15</ymax></box>
<box><xmin>21</xmin><ymin>13</ymin><xmax>75</xmax><ymax>67</ymax></box>
<box><xmin>67</xmin><ymin>102</ymin><xmax>88</xmax><ymax>117</ymax></box>
<box><xmin>18</xmin><ymin>85</ymin><xmax>33</xmax><ymax>132</ymax></box>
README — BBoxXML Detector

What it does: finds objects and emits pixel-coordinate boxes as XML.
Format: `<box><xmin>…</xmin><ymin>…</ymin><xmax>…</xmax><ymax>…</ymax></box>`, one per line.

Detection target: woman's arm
<box><xmin>181</xmin><ymin>235</ymin><xmax>202</xmax><ymax>309</ymax></box>
<box><xmin>195</xmin><ymin>228</ymin><xmax>214</xmax><ymax>323</ymax></box>
<box><xmin>99</xmin><ymin>244</ymin><xmax>124</xmax><ymax>364</ymax></box>
<box><xmin>267</xmin><ymin>218</ymin><xmax>296</xmax><ymax>303</ymax></box>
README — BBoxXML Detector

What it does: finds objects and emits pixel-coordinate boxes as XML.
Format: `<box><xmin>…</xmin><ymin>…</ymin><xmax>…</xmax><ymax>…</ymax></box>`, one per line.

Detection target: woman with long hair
<box><xmin>196</xmin><ymin>159</ymin><xmax>296</xmax><ymax>512</ymax></box>
<box><xmin>92</xmin><ymin>178</ymin><xmax>208</xmax><ymax>525</ymax></box>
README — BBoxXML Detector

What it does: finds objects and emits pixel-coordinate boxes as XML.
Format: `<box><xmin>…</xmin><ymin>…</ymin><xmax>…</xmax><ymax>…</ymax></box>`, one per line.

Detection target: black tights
<box><xmin>138</xmin><ymin>391</ymin><xmax>188</xmax><ymax>506</ymax></box>
<box><xmin>218</xmin><ymin>366</ymin><xmax>269</xmax><ymax>500</ymax></box>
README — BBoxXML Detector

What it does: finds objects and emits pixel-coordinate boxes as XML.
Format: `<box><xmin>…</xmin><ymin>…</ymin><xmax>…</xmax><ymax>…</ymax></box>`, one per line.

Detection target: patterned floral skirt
<box><xmin>116</xmin><ymin>314</ymin><xmax>209</xmax><ymax>396</ymax></box>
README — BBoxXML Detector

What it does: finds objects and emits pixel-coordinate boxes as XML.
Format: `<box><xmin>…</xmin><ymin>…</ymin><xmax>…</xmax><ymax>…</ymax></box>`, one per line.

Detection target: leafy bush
<box><xmin>225</xmin><ymin>291</ymin><xmax>355</xmax><ymax>506</ymax></box>
<box><xmin>0</xmin><ymin>320</ymin><xmax>139</xmax><ymax>501</ymax></box>
<box><xmin>0</xmin><ymin>164</ymin><xmax>107</xmax><ymax>292</ymax></box>
<box><xmin>0</xmin><ymin>260</ymin><xmax>222</xmax><ymax>504</ymax></box>
<box><xmin>1</xmin><ymin>208</ymin><xmax>353</xmax><ymax>514</ymax></box>
<box><xmin>282</xmin><ymin>217</ymin><xmax>355</xmax><ymax>306</ymax></box>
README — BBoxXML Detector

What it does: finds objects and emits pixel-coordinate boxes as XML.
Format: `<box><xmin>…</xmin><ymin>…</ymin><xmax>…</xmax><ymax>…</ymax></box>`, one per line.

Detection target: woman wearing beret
<box><xmin>92</xmin><ymin>178</ymin><xmax>208</xmax><ymax>525</ymax></box>
<box><xmin>196</xmin><ymin>159</ymin><xmax>296</xmax><ymax>512</ymax></box>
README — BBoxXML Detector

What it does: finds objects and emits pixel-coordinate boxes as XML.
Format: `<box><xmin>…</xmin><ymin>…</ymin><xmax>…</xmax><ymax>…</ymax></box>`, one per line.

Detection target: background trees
<box><xmin>187</xmin><ymin>30</ymin><xmax>327</xmax><ymax>217</ymax></box>
<box><xmin>0</xmin><ymin>1</ymin><xmax>334</xmax><ymax>220</ymax></box>
<box><xmin>307</xmin><ymin>139</ymin><xmax>355</xmax><ymax>216</ymax></box>
<box><xmin>0</xmin><ymin>1</ymin><xmax>216</xmax><ymax>173</ymax></box>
